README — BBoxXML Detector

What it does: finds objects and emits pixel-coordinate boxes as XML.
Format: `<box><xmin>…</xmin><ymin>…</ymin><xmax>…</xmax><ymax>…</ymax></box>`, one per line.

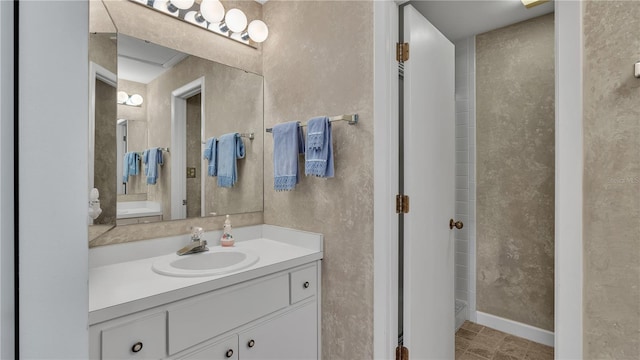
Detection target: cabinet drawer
<box><xmin>168</xmin><ymin>274</ymin><xmax>289</xmax><ymax>355</ymax></box>
<box><xmin>290</xmin><ymin>265</ymin><xmax>317</xmax><ymax>304</ymax></box>
<box><xmin>101</xmin><ymin>312</ymin><xmax>166</xmax><ymax>360</ymax></box>
<box><xmin>180</xmin><ymin>335</ymin><xmax>238</xmax><ymax>360</ymax></box>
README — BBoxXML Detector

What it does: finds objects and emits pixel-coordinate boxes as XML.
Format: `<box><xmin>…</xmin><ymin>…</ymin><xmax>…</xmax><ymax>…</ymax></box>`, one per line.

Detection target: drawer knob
<box><xmin>225</xmin><ymin>349</ymin><xmax>234</xmax><ymax>358</ymax></box>
<box><xmin>131</xmin><ymin>342</ymin><xmax>143</xmax><ymax>353</ymax></box>
<box><xmin>303</xmin><ymin>281</ymin><xmax>310</xmax><ymax>289</ymax></box>
<box><xmin>248</xmin><ymin>339</ymin><xmax>255</xmax><ymax>348</ymax></box>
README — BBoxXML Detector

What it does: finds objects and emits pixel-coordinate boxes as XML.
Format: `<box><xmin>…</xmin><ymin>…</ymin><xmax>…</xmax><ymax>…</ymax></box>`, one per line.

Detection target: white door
<box><xmin>403</xmin><ymin>5</ymin><xmax>456</xmax><ymax>359</ymax></box>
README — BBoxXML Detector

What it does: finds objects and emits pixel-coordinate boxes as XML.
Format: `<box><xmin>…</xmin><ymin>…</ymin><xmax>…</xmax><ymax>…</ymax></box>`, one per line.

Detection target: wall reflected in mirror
<box><xmin>89</xmin><ymin>31</ymin><xmax>264</xmax><ymax>236</ymax></box>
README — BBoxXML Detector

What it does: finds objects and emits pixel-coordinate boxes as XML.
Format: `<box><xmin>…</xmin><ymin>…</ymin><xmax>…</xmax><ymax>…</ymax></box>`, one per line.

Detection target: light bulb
<box><xmin>225</xmin><ymin>8</ymin><xmax>247</xmax><ymax>33</ymax></box>
<box><xmin>185</xmin><ymin>11</ymin><xmax>207</xmax><ymax>27</ymax></box>
<box><xmin>169</xmin><ymin>0</ymin><xmax>194</xmax><ymax>10</ymax></box>
<box><xmin>127</xmin><ymin>94</ymin><xmax>144</xmax><ymax>106</ymax></box>
<box><xmin>200</xmin><ymin>0</ymin><xmax>225</xmax><ymax>23</ymax></box>
<box><xmin>153</xmin><ymin>0</ymin><xmax>179</xmax><ymax>16</ymax></box>
<box><xmin>247</xmin><ymin>20</ymin><xmax>268</xmax><ymax>43</ymax></box>
<box><xmin>117</xmin><ymin>91</ymin><xmax>129</xmax><ymax>104</ymax></box>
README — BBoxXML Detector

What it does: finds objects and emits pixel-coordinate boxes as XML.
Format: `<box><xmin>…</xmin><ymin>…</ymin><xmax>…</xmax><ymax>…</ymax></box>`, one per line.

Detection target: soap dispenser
<box><xmin>220</xmin><ymin>215</ymin><xmax>234</xmax><ymax>247</ymax></box>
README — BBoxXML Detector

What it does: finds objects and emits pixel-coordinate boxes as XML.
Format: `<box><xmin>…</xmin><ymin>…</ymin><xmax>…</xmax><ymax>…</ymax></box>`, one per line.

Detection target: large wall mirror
<box><xmin>89</xmin><ymin>28</ymin><xmax>264</xmax><ymax>238</ymax></box>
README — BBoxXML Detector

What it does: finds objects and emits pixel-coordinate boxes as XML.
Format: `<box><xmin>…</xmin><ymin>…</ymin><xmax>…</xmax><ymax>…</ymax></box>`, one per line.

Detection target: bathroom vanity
<box><xmin>89</xmin><ymin>225</ymin><xmax>322</xmax><ymax>359</ymax></box>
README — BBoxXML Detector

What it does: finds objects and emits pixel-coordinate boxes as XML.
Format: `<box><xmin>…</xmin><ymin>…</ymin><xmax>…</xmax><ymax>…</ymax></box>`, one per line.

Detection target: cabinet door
<box><xmin>101</xmin><ymin>312</ymin><xmax>166</xmax><ymax>360</ymax></box>
<box><xmin>238</xmin><ymin>301</ymin><xmax>317</xmax><ymax>360</ymax></box>
<box><xmin>180</xmin><ymin>335</ymin><xmax>238</xmax><ymax>360</ymax></box>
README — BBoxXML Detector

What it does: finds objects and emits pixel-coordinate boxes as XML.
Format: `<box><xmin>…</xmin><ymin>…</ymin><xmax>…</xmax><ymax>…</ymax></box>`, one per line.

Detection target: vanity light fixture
<box><xmin>131</xmin><ymin>0</ymin><xmax>268</xmax><ymax>46</ymax></box>
<box><xmin>117</xmin><ymin>91</ymin><xmax>144</xmax><ymax>107</ymax></box>
<box><xmin>521</xmin><ymin>0</ymin><xmax>550</xmax><ymax>9</ymax></box>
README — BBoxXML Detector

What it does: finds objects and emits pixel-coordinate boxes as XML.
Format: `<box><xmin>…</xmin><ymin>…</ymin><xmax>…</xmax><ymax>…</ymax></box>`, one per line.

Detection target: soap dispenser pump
<box><xmin>220</xmin><ymin>215</ymin><xmax>234</xmax><ymax>247</ymax></box>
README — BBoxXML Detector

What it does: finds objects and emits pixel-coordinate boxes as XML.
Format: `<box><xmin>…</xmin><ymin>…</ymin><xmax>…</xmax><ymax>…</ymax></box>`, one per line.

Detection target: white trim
<box><xmin>554</xmin><ymin>0</ymin><xmax>583</xmax><ymax>358</ymax></box>
<box><xmin>373</xmin><ymin>1</ymin><xmax>399</xmax><ymax>359</ymax></box>
<box><xmin>476</xmin><ymin>312</ymin><xmax>554</xmax><ymax>347</ymax></box>
<box><xmin>170</xmin><ymin>77</ymin><xmax>204</xmax><ymax>220</ymax></box>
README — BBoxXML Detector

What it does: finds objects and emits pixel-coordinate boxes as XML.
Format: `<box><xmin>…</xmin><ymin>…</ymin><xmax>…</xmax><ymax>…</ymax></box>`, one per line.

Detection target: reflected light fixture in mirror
<box><xmin>117</xmin><ymin>91</ymin><xmax>144</xmax><ymax>107</ymax></box>
<box><xmin>130</xmin><ymin>0</ymin><xmax>268</xmax><ymax>46</ymax></box>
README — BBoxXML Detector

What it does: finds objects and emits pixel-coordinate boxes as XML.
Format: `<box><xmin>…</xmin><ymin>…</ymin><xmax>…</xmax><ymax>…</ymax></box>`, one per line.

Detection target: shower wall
<box><xmin>454</xmin><ymin>37</ymin><xmax>476</xmax><ymax>317</ymax></box>
<box><xmin>476</xmin><ymin>13</ymin><xmax>555</xmax><ymax>331</ymax></box>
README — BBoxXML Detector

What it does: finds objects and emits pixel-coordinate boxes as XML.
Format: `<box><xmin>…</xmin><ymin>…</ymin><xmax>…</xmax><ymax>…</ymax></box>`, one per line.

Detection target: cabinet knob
<box><xmin>303</xmin><ymin>281</ymin><xmax>310</xmax><ymax>289</ymax></box>
<box><xmin>131</xmin><ymin>342</ymin><xmax>143</xmax><ymax>353</ymax></box>
<box><xmin>248</xmin><ymin>339</ymin><xmax>255</xmax><ymax>348</ymax></box>
<box><xmin>225</xmin><ymin>349</ymin><xmax>234</xmax><ymax>358</ymax></box>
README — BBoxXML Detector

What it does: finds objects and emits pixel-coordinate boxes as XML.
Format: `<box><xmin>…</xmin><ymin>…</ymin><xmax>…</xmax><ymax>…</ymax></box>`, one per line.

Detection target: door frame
<box><xmin>372</xmin><ymin>1</ymin><xmax>583</xmax><ymax>358</ymax></box>
<box><xmin>170</xmin><ymin>77</ymin><xmax>205</xmax><ymax>220</ymax></box>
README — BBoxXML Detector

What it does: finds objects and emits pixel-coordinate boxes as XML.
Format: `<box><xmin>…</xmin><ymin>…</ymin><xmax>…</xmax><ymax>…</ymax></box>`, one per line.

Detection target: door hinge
<box><xmin>396</xmin><ymin>42</ymin><xmax>409</xmax><ymax>62</ymax></box>
<box><xmin>396</xmin><ymin>194</ymin><xmax>410</xmax><ymax>214</ymax></box>
<box><xmin>182</xmin><ymin>199</ymin><xmax>187</xmax><ymax>206</ymax></box>
<box><xmin>396</xmin><ymin>346</ymin><xmax>409</xmax><ymax>360</ymax></box>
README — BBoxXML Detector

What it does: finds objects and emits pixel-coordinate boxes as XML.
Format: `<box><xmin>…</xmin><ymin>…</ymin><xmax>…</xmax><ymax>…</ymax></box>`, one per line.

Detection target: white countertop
<box><xmin>89</xmin><ymin>226</ymin><xmax>323</xmax><ymax>325</ymax></box>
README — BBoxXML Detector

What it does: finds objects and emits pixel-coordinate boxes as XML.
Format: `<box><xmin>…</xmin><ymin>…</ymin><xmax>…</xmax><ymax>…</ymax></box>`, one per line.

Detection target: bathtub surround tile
<box><xmin>583</xmin><ymin>1</ymin><xmax>640</xmax><ymax>358</ymax></box>
<box><xmin>476</xmin><ymin>13</ymin><xmax>555</xmax><ymax>332</ymax></box>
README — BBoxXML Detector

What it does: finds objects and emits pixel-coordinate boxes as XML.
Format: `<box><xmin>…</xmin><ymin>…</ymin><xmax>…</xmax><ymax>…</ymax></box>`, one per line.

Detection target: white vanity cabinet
<box><xmin>89</xmin><ymin>261</ymin><xmax>321</xmax><ymax>360</ymax></box>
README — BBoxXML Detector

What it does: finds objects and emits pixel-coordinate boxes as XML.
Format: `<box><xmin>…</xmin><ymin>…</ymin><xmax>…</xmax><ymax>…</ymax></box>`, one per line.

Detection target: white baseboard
<box><xmin>475</xmin><ymin>311</ymin><xmax>554</xmax><ymax>347</ymax></box>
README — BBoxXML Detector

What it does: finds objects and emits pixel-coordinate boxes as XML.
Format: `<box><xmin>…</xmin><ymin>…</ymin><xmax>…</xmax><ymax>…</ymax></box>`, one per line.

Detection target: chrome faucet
<box><xmin>177</xmin><ymin>227</ymin><xmax>208</xmax><ymax>256</ymax></box>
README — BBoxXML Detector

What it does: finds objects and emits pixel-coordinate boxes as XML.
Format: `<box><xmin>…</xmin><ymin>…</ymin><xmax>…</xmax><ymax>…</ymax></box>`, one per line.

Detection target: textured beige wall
<box><xmin>476</xmin><ymin>14</ymin><xmax>555</xmax><ymax>331</ymax></box>
<box><xmin>90</xmin><ymin>0</ymin><xmax>116</xmax><ymax>34</ymax></box>
<box><xmin>94</xmin><ymin>79</ymin><xmax>117</xmax><ymax>225</ymax></box>
<box><xmin>89</xmin><ymin>33</ymin><xmax>116</xmax><ymax>74</ymax></box>
<box><xmin>262</xmin><ymin>1</ymin><xmax>374</xmax><ymax>358</ymax></box>
<box><xmin>583</xmin><ymin>1</ymin><xmax>640</xmax><ymax>358</ymax></box>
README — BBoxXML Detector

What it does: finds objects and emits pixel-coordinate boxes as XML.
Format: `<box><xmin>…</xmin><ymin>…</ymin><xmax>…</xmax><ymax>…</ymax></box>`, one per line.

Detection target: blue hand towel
<box><xmin>202</xmin><ymin>137</ymin><xmax>218</xmax><ymax>176</ymax></box>
<box><xmin>306</xmin><ymin>116</ymin><xmax>326</xmax><ymax>150</ymax></box>
<box><xmin>143</xmin><ymin>147</ymin><xmax>164</xmax><ymax>185</ymax></box>
<box><xmin>122</xmin><ymin>152</ymin><xmax>140</xmax><ymax>183</ymax></box>
<box><xmin>217</xmin><ymin>133</ymin><xmax>245</xmax><ymax>188</ymax></box>
<box><xmin>305</xmin><ymin>117</ymin><xmax>334</xmax><ymax>178</ymax></box>
<box><xmin>272</xmin><ymin>121</ymin><xmax>305</xmax><ymax>191</ymax></box>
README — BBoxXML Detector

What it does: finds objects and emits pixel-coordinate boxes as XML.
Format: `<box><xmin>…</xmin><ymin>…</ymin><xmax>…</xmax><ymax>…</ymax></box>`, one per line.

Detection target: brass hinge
<box><xmin>396</xmin><ymin>194</ymin><xmax>410</xmax><ymax>214</ymax></box>
<box><xmin>396</xmin><ymin>346</ymin><xmax>409</xmax><ymax>360</ymax></box>
<box><xmin>396</xmin><ymin>42</ymin><xmax>409</xmax><ymax>62</ymax></box>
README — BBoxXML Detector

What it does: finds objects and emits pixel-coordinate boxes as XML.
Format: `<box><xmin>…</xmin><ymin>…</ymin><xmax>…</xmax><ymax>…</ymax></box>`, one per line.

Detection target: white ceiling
<box><xmin>118</xmin><ymin>34</ymin><xmax>188</xmax><ymax>84</ymax></box>
<box><xmin>409</xmin><ymin>0</ymin><xmax>554</xmax><ymax>42</ymax></box>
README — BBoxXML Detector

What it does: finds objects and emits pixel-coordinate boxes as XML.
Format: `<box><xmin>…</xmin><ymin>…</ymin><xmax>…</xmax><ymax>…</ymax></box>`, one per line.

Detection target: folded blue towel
<box><xmin>217</xmin><ymin>133</ymin><xmax>245</xmax><ymax>188</ymax></box>
<box><xmin>122</xmin><ymin>152</ymin><xmax>140</xmax><ymax>183</ymax></box>
<box><xmin>272</xmin><ymin>121</ymin><xmax>305</xmax><ymax>191</ymax></box>
<box><xmin>306</xmin><ymin>116</ymin><xmax>326</xmax><ymax>150</ymax></box>
<box><xmin>305</xmin><ymin>117</ymin><xmax>334</xmax><ymax>178</ymax></box>
<box><xmin>143</xmin><ymin>147</ymin><xmax>164</xmax><ymax>185</ymax></box>
<box><xmin>202</xmin><ymin>137</ymin><xmax>218</xmax><ymax>176</ymax></box>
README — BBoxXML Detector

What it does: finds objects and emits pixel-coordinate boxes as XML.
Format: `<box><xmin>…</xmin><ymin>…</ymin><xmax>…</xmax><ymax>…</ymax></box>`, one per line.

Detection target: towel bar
<box><xmin>265</xmin><ymin>114</ymin><xmax>359</xmax><ymax>133</ymax></box>
<box><xmin>201</xmin><ymin>133</ymin><xmax>255</xmax><ymax>143</ymax></box>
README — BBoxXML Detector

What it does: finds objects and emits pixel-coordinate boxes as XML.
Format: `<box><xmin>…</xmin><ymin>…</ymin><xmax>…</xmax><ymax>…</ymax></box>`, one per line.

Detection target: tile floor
<box><xmin>455</xmin><ymin>321</ymin><xmax>554</xmax><ymax>360</ymax></box>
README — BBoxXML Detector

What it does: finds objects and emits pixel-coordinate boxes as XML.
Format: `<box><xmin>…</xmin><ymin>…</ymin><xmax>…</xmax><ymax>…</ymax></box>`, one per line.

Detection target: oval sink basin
<box><xmin>152</xmin><ymin>248</ymin><xmax>259</xmax><ymax>277</ymax></box>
